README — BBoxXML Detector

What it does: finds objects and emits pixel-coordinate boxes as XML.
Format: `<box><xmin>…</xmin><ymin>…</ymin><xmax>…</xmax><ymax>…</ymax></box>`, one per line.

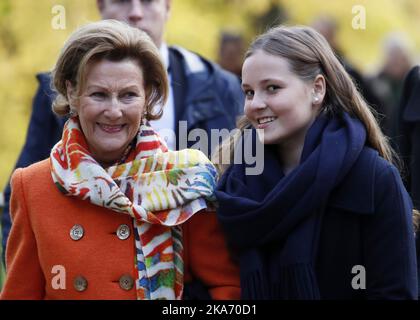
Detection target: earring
<box><xmin>313</xmin><ymin>96</ymin><xmax>320</xmax><ymax>103</ymax></box>
<box><xmin>141</xmin><ymin>110</ymin><xmax>148</xmax><ymax>125</ymax></box>
<box><xmin>69</xmin><ymin>105</ymin><xmax>77</xmax><ymax>116</ymax></box>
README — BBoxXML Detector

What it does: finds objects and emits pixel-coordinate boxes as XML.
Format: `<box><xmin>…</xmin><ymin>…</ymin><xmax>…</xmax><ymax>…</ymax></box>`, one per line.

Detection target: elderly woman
<box><xmin>0</xmin><ymin>20</ymin><xmax>239</xmax><ymax>300</ymax></box>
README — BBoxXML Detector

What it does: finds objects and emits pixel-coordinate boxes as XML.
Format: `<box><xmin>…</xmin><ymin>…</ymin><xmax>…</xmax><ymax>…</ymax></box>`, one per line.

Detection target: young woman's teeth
<box><xmin>258</xmin><ymin>117</ymin><xmax>277</xmax><ymax>124</ymax></box>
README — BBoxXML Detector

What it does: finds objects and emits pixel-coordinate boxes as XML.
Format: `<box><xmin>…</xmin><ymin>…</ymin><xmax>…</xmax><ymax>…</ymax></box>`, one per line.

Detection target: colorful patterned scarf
<box><xmin>50</xmin><ymin>117</ymin><xmax>217</xmax><ymax>300</ymax></box>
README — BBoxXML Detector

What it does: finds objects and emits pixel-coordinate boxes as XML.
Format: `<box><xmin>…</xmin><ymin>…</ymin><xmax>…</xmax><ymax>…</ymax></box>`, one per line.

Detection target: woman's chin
<box><xmin>90</xmin><ymin>144</ymin><xmax>129</xmax><ymax>163</ymax></box>
<box><xmin>256</xmin><ymin>131</ymin><xmax>281</xmax><ymax>145</ymax></box>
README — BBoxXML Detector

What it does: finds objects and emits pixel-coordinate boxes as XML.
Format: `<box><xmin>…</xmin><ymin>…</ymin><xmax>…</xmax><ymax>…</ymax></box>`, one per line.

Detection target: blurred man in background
<box><xmin>311</xmin><ymin>15</ymin><xmax>385</xmax><ymax>129</ymax></box>
<box><xmin>370</xmin><ymin>33</ymin><xmax>413</xmax><ymax>141</ymax></box>
<box><xmin>217</xmin><ymin>31</ymin><xmax>246</xmax><ymax>78</ymax></box>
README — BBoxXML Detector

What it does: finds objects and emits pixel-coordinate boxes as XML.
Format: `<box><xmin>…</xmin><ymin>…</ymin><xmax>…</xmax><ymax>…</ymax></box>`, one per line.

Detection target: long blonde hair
<box><xmin>213</xmin><ymin>25</ymin><xmax>397</xmax><ymax>174</ymax></box>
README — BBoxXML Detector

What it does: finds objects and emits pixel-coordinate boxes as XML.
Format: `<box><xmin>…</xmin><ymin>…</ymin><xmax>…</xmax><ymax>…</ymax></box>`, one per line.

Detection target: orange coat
<box><xmin>0</xmin><ymin>159</ymin><xmax>240</xmax><ymax>300</ymax></box>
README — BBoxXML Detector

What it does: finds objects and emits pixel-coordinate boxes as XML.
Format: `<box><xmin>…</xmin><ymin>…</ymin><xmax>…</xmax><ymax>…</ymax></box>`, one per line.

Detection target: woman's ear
<box><xmin>312</xmin><ymin>75</ymin><xmax>326</xmax><ymax>107</ymax></box>
<box><xmin>66</xmin><ymin>80</ymin><xmax>79</xmax><ymax>115</ymax></box>
<box><xmin>66</xmin><ymin>80</ymin><xmax>73</xmax><ymax>96</ymax></box>
<box><xmin>66</xmin><ymin>80</ymin><xmax>76</xmax><ymax>105</ymax></box>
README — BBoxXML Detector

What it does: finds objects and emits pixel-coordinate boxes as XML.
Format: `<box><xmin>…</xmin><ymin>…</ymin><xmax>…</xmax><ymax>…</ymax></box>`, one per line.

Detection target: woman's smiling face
<box><xmin>242</xmin><ymin>50</ymin><xmax>320</xmax><ymax>146</ymax></box>
<box><xmin>69</xmin><ymin>58</ymin><xmax>146</xmax><ymax>166</ymax></box>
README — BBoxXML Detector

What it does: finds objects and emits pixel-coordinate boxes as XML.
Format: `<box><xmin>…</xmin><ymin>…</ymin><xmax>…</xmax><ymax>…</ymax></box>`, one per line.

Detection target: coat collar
<box><xmin>169</xmin><ymin>46</ymin><xmax>228</xmax><ymax>126</ymax></box>
<box><xmin>159</xmin><ymin>43</ymin><xmax>170</xmax><ymax>72</ymax></box>
<box><xmin>328</xmin><ymin>147</ymin><xmax>377</xmax><ymax>214</ymax></box>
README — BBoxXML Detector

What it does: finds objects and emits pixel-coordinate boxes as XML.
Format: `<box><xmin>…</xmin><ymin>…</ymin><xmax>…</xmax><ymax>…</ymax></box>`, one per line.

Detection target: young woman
<box><xmin>214</xmin><ymin>25</ymin><xmax>418</xmax><ymax>299</ymax></box>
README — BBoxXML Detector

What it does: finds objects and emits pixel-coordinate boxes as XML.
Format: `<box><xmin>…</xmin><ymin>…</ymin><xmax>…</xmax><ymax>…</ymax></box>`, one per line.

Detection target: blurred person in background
<box><xmin>217</xmin><ymin>31</ymin><xmax>246</xmax><ymax>78</ymax></box>
<box><xmin>0</xmin><ymin>20</ymin><xmax>240</xmax><ymax>300</ymax></box>
<box><xmin>396</xmin><ymin>65</ymin><xmax>420</xmax><ymax>209</ymax></box>
<box><xmin>1</xmin><ymin>0</ymin><xmax>244</xmax><ymax>272</ymax></box>
<box><xmin>370</xmin><ymin>33</ymin><xmax>413</xmax><ymax>141</ymax></box>
<box><xmin>311</xmin><ymin>15</ymin><xmax>385</xmax><ymax>129</ymax></box>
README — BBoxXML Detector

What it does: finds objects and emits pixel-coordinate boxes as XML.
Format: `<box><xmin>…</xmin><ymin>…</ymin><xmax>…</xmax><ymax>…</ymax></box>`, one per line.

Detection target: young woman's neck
<box><xmin>277</xmin><ymin>134</ymin><xmax>306</xmax><ymax>176</ymax></box>
<box><xmin>276</xmin><ymin>115</ymin><xmax>319</xmax><ymax>175</ymax></box>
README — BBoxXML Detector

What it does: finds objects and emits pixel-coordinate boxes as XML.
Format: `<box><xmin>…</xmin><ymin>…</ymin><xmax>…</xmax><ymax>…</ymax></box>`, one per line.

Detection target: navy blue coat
<box><xmin>1</xmin><ymin>47</ymin><xmax>244</xmax><ymax>263</ymax></box>
<box><xmin>315</xmin><ymin>147</ymin><xmax>417</xmax><ymax>299</ymax></box>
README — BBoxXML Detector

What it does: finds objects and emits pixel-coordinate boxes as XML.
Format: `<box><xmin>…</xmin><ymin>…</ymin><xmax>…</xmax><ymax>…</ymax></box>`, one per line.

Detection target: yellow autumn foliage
<box><xmin>0</xmin><ymin>0</ymin><xmax>420</xmax><ymax>190</ymax></box>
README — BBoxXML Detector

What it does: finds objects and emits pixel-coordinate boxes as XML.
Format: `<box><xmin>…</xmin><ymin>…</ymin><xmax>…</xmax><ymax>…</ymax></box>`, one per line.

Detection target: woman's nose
<box><xmin>249</xmin><ymin>93</ymin><xmax>267</xmax><ymax>110</ymax></box>
<box><xmin>104</xmin><ymin>97</ymin><xmax>123</xmax><ymax>120</ymax></box>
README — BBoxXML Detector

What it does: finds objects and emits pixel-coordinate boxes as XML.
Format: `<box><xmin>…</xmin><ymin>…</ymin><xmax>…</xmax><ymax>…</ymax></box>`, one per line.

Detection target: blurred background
<box><xmin>1</xmin><ymin>0</ymin><xmax>420</xmax><ymax>194</ymax></box>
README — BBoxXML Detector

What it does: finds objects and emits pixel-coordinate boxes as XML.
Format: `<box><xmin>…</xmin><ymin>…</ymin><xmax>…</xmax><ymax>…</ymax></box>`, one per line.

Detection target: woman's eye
<box><xmin>267</xmin><ymin>85</ymin><xmax>280</xmax><ymax>92</ymax></box>
<box><xmin>122</xmin><ymin>92</ymin><xmax>138</xmax><ymax>99</ymax></box>
<box><xmin>90</xmin><ymin>92</ymin><xmax>106</xmax><ymax>99</ymax></box>
<box><xmin>244</xmin><ymin>90</ymin><xmax>254</xmax><ymax>98</ymax></box>
<box><xmin>112</xmin><ymin>0</ymin><xmax>131</xmax><ymax>4</ymax></box>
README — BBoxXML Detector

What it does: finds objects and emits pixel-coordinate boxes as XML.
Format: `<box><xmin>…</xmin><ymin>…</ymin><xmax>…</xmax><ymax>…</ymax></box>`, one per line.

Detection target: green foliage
<box><xmin>0</xmin><ymin>0</ymin><xmax>12</xmax><ymax>16</ymax></box>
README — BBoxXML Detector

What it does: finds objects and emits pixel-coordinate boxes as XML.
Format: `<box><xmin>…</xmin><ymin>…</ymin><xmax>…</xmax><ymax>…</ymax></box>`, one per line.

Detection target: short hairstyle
<box><xmin>52</xmin><ymin>19</ymin><xmax>168</xmax><ymax>120</ymax></box>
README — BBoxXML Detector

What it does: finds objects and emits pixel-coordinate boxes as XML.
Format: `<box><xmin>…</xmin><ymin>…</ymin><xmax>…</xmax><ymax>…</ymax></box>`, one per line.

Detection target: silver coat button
<box><xmin>70</xmin><ymin>224</ymin><xmax>84</xmax><ymax>241</ymax></box>
<box><xmin>73</xmin><ymin>276</ymin><xmax>88</xmax><ymax>292</ymax></box>
<box><xmin>119</xmin><ymin>274</ymin><xmax>134</xmax><ymax>291</ymax></box>
<box><xmin>116</xmin><ymin>224</ymin><xmax>130</xmax><ymax>240</ymax></box>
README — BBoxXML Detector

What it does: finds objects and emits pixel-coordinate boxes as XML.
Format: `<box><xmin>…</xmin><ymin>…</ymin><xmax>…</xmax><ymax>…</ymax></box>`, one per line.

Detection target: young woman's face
<box><xmin>242</xmin><ymin>50</ymin><xmax>319</xmax><ymax>146</ymax></box>
<box><xmin>70</xmin><ymin>59</ymin><xmax>146</xmax><ymax>166</ymax></box>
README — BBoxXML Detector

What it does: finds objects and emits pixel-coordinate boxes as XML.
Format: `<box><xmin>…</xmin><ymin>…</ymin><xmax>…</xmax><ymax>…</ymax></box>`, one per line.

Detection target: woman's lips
<box><xmin>97</xmin><ymin>123</ymin><xmax>125</xmax><ymax>133</ymax></box>
<box><xmin>256</xmin><ymin>116</ymin><xmax>277</xmax><ymax>129</ymax></box>
<box><xmin>257</xmin><ymin>122</ymin><xmax>270</xmax><ymax>130</ymax></box>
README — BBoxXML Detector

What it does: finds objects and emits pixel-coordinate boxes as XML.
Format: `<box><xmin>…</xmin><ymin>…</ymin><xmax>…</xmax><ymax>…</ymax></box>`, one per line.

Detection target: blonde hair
<box><xmin>213</xmin><ymin>25</ymin><xmax>398</xmax><ymax>174</ymax></box>
<box><xmin>52</xmin><ymin>19</ymin><xmax>168</xmax><ymax>120</ymax></box>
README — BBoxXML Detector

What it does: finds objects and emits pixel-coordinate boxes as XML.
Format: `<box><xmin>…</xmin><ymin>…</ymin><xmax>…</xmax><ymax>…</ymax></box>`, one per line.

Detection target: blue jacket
<box><xmin>315</xmin><ymin>148</ymin><xmax>417</xmax><ymax>299</ymax></box>
<box><xmin>1</xmin><ymin>46</ymin><xmax>244</xmax><ymax>263</ymax></box>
